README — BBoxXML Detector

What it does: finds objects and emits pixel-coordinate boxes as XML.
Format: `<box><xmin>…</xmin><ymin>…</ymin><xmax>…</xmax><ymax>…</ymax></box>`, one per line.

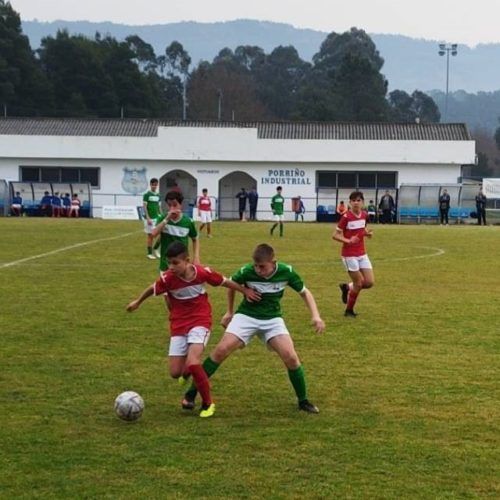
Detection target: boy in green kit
<box><xmin>270</xmin><ymin>186</ymin><xmax>285</xmax><ymax>237</ymax></box>
<box><xmin>182</xmin><ymin>243</ymin><xmax>325</xmax><ymax>413</ymax></box>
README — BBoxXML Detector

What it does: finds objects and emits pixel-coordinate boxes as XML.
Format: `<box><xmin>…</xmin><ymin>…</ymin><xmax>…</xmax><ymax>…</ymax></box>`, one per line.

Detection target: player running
<box><xmin>332</xmin><ymin>191</ymin><xmax>374</xmax><ymax>317</ymax></box>
<box><xmin>270</xmin><ymin>186</ymin><xmax>285</xmax><ymax>237</ymax></box>
<box><xmin>197</xmin><ymin>188</ymin><xmax>213</xmax><ymax>238</ymax></box>
<box><xmin>126</xmin><ymin>241</ymin><xmax>260</xmax><ymax>418</ymax></box>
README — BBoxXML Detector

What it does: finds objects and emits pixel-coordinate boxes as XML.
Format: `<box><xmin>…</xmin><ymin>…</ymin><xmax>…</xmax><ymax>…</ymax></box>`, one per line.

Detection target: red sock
<box><xmin>347</xmin><ymin>290</ymin><xmax>359</xmax><ymax>310</ymax></box>
<box><xmin>188</xmin><ymin>364</ymin><xmax>212</xmax><ymax>405</ymax></box>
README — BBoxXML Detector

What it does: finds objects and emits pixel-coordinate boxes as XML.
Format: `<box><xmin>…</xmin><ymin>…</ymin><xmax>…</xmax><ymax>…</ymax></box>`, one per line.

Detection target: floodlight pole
<box><xmin>438</xmin><ymin>43</ymin><xmax>458</xmax><ymax>122</ymax></box>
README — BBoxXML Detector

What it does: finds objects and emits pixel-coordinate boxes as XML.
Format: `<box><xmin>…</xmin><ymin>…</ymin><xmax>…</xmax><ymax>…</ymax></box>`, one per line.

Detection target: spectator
<box><xmin>235</xmin><ymin>187</ymin><xmax>248</xmax><ymax>221</ymax></box>
<box><xmin>336</xmin><ymin>201</ymin><xmax>347</xmax><ymax>218</ymax></box>
<box><xmin>62</xmin><ymin>193</ymin><xmax>71</xmax><ymax>217</ymax></box>
<box><xmin>378</xmin><ymin>190</ymin><xmax>395</xmax><ymax>224</ymax></box>
<box><xmin>52</xmin><ymin>192</ymin><xmax>62</xmax><ymax>217</ymax></box>
<box><xmin>40</xmin><ymin>191</ymin><xmax>52</xmax><ymax>216</ymax></box>
<box><xmin>69</xmin><ymin>193</ymin><xmax>81</xmax><ymax>217</ymax></box>
<box><xmin>248</xmin><ymin>187</ymin><xmax>259</xmax><ymax>221</ymax></box>
<box><xmin>438</xmin><ymin>189</ymin><xmax>451</xmax><ymax>225</ymax></box>
<box><xmin>367</xmin><ymin>200</ymin><xmax>377</xmax><ymax>223</ymax></box>
<box><xmin>475</xmin><ymin>188</ymin><xmax>487</xmax><ymax>226</ymax></box>
<box><xmin>11</xmin><ymin>192</ymin><xmax>23</xmax><ymax>216</ymax></box>
<box><xmin>294</xmin><ymin>196</ymin><xmax>306</xmax><ymax>222</ymax></box>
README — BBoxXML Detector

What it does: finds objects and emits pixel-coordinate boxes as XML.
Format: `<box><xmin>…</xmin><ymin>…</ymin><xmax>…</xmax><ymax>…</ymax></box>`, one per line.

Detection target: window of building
<box><xmin>317</xmin><ymin>172</ymin><xmax>337</xmax><ymax>188</ymax></box>
<box><xmin>377</xmin><ymin>172</ymin><xmax>397</xmax><ymax>188</ymax></box>
<box><xmin>20</xmin><ymin>167</ymin><xmax>100</xmax><ymax>187</ymax></box>
<box><xmin>358</xmin><ymin>172</ymin><xmax>376</xmax><ymax>188</ymax></box>
<box><xmin>338</xmin><ymin>172</ymin><xmax>357</xmax><ymax>188</ymax></box>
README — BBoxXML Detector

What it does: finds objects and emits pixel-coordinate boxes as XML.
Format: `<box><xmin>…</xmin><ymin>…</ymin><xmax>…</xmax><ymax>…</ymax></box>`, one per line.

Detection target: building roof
<box><xmin>0</xmin><ymin>118</ymin><xmax>472</xmax><ymax>141</ymax></box>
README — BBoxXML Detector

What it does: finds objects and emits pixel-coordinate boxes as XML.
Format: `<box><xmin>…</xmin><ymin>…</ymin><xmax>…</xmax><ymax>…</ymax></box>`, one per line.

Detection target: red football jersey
<box><xmin>197</xmin><ymin>195</ymin><xmax>212</xmax><ymax>211</ymax></box>
<box><xmin>154</xmin><ymin>264</ymin><xmax>225</xmax><ymax>335</ymax></box>
<box><xmin>337</xmin><ymin>210</ymin><xmax>369</xmax><ymax>257</ymax></box>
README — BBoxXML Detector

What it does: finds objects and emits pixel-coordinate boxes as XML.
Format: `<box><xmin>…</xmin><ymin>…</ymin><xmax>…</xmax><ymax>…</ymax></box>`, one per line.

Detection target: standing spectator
<box><xmin>69</xmin><ymin>193</ymin><xmax>81</xmax><ymax>217</ymax></box>
<box><xmin>475</xmin><ymin>188</ymin><xmax>487</xmax><ymax>226</ymax></box>
<box><xmin>438</xmin><ymin>189</ymin><xmax>451</xmax><ymax>225</ymax></box>
<box><xmin>197</xmin><ymin>188</ymin><xmax>213</xmax><ymax>238</ymax></box>
<box><xmin>51</xmin><ymin>192</ymin><xmax>62</xmax><ymax>217</ymax></box>
<box><xmin>294</xmin><ymin>196</ymin><xmax>305</xmax><ymax>222</ymax></box>
<box><xmin>270</xmin><ymin>186</ymin><xmax>285</xmax><ymax>236</ymax></box>
<box><xmin>11</xmin><ymin>192</ymin><xmax>23</xmax><ymax>216</ymax></box>
<box><xmin>248</xmin><ymin>187</ymin><xmax>259</xmax><ymax>221</ymax></box>
<box><xmin>235</xmin><ymin>187</ymin><xmax>248</xmax><ymax>221</ymax></box>
<box><xmin>40</xmin><ymin>191</ymin><xmax>52</xmax><ymax>216</ymax></box>
<box><xmin>378</xmin><ymin>190</ymin><xmax>395</xmax><ymax>224</ymax></box>
<box><xmin>367</xmin><ymin>200</ymin><xmax>377</xmax><ymax>223</ymax></box>
<box><xmin>62</xmin><ymin>193</ymin><xmax>71</xmax><ymax>217</ymax></box>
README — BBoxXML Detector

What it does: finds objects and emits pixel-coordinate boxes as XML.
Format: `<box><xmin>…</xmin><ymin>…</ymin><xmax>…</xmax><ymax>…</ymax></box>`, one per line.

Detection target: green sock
<box><xmin>147</xmin><ymin>246</ymin><xmax>152</xmax><ymax>255</ymax></box>
<box><xmin>185</xmin><ymin>357</ymin><xmax>220</xmax><ymax>399</ymax></box>
<box><xmin>153</xmin><ymin>240</ymin><xmax>161</xmax><ymax>250</ymax></box>
<box><xmin>288</xmin><ymin>365</ymin><xmax>307</xmax><ymax>402</ymax></box>
<box><xmin>279</xmin><ymin>222</ymin><xmax>283</xmax><ymax>236</ymax></box>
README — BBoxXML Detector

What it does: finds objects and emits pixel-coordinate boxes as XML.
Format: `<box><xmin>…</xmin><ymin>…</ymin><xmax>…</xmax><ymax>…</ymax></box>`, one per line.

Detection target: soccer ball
<box><xmin>114</xmin><ymin>391</ymin><xmax>144</xmax><ymax>421</ymax></box>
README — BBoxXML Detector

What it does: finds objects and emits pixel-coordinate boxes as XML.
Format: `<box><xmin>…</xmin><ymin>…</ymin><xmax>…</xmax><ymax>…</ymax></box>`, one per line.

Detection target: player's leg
<box><xmin>345</xmin><ymin>267</ymin><xmax>364</xmax><ymax>316</ymax></box>
<box><xmin>207</xmin><ymin>222</ymin><xmax>212</xmax><ymax>237</ymax></box>
<box><xmin>183</xmin><ymin>316</ymin><xmax>252</xmax><ymax>405</ymax></box>
<box><xmin>267</xmin><ymin>331</ymin><xmax>319</xmax><ymax>414</ymax></box>
<box><xmin>279</xmin><ymin>220</ymin><xmax>284</xmax><ymax>236</ymax></box>
<box><xmin>185</xmin><ymin>338</ymin><xmax>215</xmax><ymax>417</ymax></box>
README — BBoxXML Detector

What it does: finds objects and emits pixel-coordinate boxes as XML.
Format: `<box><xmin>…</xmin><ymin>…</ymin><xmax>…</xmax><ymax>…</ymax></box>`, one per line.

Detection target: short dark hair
<box><xmin>166</xmin><ymin>241</ymin><xmax>188</xmax><ymax>260</ymax></box>
<box><xmin>253</xmin><ymin>243</ymin><xmax>275</xmax><ymax>263</ymax></box>
<box><xmin>150</xmin><ymin>178</ymin><xmax>158</xmax><ymax>184</ymax></box>
<box><xmin>277</xmin><ymin>186</ymin><xmax>282</xmax><ymax>191</ymax></box>
<box><xmin>349</xmin><ymin>191</ymin><xmax>364</xmax><ymax>201</ymax></box>
<box><xmin>202</xmin><ymin>188</ymin><xmax>208</xmax><ymax>193</ymax></box>
<box><xmin>15</xmin><ymin>191</ymin><xmax>20</xmax><ymax>195</ymax></box>
<box><xmin>165</xmin><ymin>190</ymin><xmax>184</xmax><ymax>204</ymax></box>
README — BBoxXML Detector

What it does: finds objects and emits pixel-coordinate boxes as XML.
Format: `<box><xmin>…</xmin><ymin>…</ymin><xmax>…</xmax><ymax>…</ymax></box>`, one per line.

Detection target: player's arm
<box><xmin>191</xmin><ymin>237</ymin><xmax>200</xmax><ymax>265</ymax></box>
<box><xmin>222</xmin><ymin>279</ymin><xmax>261</xmax><ymax>303</ymax></box>
<box><xmin>298</xmin><ymin>288</ymin><xmax>325</xmax><ymax>334</ymax></box>
<box><xmin>143</xmin><ymin>201</ymin><xmax>151</xmax><ymax>222</ymax></box>
<box><xmin>221</xmin><ymin>288</ymin><xmax>237</xmax><ymax>328</ymax></box>
<box><xmin>332</xmin><ymin>227</ymin><xmax>359</xmax><ymax>245</ymax></box>
<box><xmin>126</xmin><ymin>284</ymin><xmax>154</xmax><ymax>312</ymax></box>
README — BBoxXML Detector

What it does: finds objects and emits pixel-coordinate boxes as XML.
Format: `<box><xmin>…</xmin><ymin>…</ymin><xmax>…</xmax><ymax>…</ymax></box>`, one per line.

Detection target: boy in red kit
<box><xmin>197</xmin><ymin>188</ymin><xmax>213</xmax><ymax>238</ymax></box>
<box><xmin>126</xmin><ymin>241</ymin><xmax>260</xmax><ymax>417</ymax></box>
<box><xmin>332</xmin><ymin>191</ymin><xmax>374</xmax><ymax>317</ymax></box>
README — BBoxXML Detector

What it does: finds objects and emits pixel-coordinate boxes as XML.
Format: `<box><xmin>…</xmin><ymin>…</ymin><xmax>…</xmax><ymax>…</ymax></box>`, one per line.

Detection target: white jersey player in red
<box><xmin>332</xmin><ymin>191</ymin><xmax>374</xmax><ymax>317</ymax></box>
<box><xmin>126</xmin><ymin>241</ymin><xmax>260</xmax><ymax>417</ymax></box>
<box><xmin>197</xmin><ymin>188</ymin><xmax>213</xmax><ymax>238</ymax></box>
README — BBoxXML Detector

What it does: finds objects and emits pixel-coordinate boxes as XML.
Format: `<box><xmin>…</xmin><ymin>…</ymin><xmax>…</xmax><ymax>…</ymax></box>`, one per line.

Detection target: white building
<box><xmin>0</xmin><ymin>118</ymin><xmax>476</xmax><ymax>220</ymax></box>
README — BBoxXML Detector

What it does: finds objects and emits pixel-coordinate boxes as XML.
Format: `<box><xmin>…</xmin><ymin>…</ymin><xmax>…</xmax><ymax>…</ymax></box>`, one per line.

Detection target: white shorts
<box><xmin>143</xmin><ymin>218</ymin><xmax>158</xmax><ymax>234</ymax></box>
<box><xmin>274</xmin><ymin>214</ymin><xmax>284</xmax><ymax>222</ymax></box>
<box><xmin>342</xmin><ymin>254</ymin><xmax>373</xmax><ymax>272</ymax></box>
<box><xmin>226</xmin><ymin>313</ymin><xmax>289</xmax><ymax>346</ymax></box>
<box><xmin>168</xmin><ymin>326</ymin><xmax>211</xmax><ymax>356</ymax></box>
<box><xmin>11</xmin><ymin>204</ymin><xmax>21</xmax><ymax>209</ymax></box>
<box><xmin>199</xmin><ymin>211</ymin><xmax>212</xmax><ymax>223</ymax></box>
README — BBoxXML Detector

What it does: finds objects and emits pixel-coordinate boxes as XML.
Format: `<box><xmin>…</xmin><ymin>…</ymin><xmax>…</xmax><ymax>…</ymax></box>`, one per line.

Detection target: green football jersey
<box><xmin>156</xmin><ymin>213</ymin><xmax>198</xmax><ymax>271</ymax></box>
<box><xmin>271</xmin><ymin>194</ymin><xmax>285</xmax><ymax>215</ymax></box>
<box><xmin>143</xmin><ymin>190</ymin><xmax>161</xmax><ymax>219</ymax></box>
<box><xmin>231</xmin><ymin>262</ymin><xmax>305</xmax><ymax>319</ymax></box>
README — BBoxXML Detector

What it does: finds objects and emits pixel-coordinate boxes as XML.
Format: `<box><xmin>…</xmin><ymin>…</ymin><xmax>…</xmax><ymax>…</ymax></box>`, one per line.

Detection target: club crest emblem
<box><xmin>122</xmin><ymin>167</ymin><xmax>148</xmax><ymax>194</ymax></box>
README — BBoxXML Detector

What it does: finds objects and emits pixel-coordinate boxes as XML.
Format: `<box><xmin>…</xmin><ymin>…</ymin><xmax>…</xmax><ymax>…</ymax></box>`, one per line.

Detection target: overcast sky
<box><xmin>10</xmin><ymin>0</ymin><xmax>500</xmax><ymax>46</ymax></box>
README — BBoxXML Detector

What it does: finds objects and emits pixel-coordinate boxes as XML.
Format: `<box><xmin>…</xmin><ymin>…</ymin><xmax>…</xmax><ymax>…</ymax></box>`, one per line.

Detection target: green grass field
<box><xmin>1</xmin><ymin>219</ymin><xmax>499</xmax><ymax>499</ymax></box>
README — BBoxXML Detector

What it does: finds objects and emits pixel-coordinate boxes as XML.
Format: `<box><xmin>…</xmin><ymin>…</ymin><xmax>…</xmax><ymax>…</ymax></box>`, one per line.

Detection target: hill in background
<box><xmin>22</xmin><ymin>19</ymin><xmax>500</xmax><ymax>94</ymax></box>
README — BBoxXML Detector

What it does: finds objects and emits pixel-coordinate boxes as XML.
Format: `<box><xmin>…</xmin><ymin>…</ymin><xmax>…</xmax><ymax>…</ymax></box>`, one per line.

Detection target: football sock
<box><xmin>288</xmin><ymin>365</ymin><xmax>307</xmax><ymax>402</ymax></box>
<box><xmin>147</xmin><ymin>246</ymin><xmax>152</xmax><ymax>255</ymax></box>
<box><xmin>347</xmin><ymin>290</ymin><xmax>359</xmax><ymax>310</ymax></box>
<box><xmin>153</xmin><ymin>240</ymin><xmax>161</xmax><ymax>250</ymax></box>
<box><xmin>188</xmin><ymin>364</ymin><xmax>212</xmax><ymax>405</ymax></box>
<box><xmin>279</xmin><ymin>222</ymin><xmax>283</xmax><ymax>236</ymax></box>
<box><xmin>271</xmin><ymin>223</ymin><xmax>277</xmax><ymax>234</ymax></box>
<box><xmin>185</xmin><ymin>357</ymin><xmax>220</xmax><ymax>399</ymax></box>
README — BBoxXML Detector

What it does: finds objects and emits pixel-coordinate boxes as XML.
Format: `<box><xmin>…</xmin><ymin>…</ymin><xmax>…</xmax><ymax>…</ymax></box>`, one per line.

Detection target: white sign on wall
<box><xmin>482</xmin><ymin>178</ymin><xmax>500</xmax><ymax>198</ymax></box>
<box><xmin>102</xmin><ymin>205</ymin><xmax>141</xmax><ymax>220</ymax></box>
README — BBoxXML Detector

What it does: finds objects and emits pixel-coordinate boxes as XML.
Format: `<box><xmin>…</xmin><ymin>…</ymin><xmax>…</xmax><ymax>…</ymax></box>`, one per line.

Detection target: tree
<box><xmin>388</xmin><ymin>90</ymin><xmax>440</xmax><ymax>123</ymax></box>
<box><xmin>125</xmin><ymin>35</ymin><xmax>157</xmax><ymax>73</ymax></box>
<box><xmin>495</xmin><ymin>121</ymin><xmax>500</xmax><ymax>151</ymax></box>
<box><xmin>254</xmin><ymin>45</ymin><xmax>311</xmax><ymax>119</ymax></box>
<box><xmin>0</xmin><ymin>0</ymin><xmax>53</xmax><ymax>115</ymax></box>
